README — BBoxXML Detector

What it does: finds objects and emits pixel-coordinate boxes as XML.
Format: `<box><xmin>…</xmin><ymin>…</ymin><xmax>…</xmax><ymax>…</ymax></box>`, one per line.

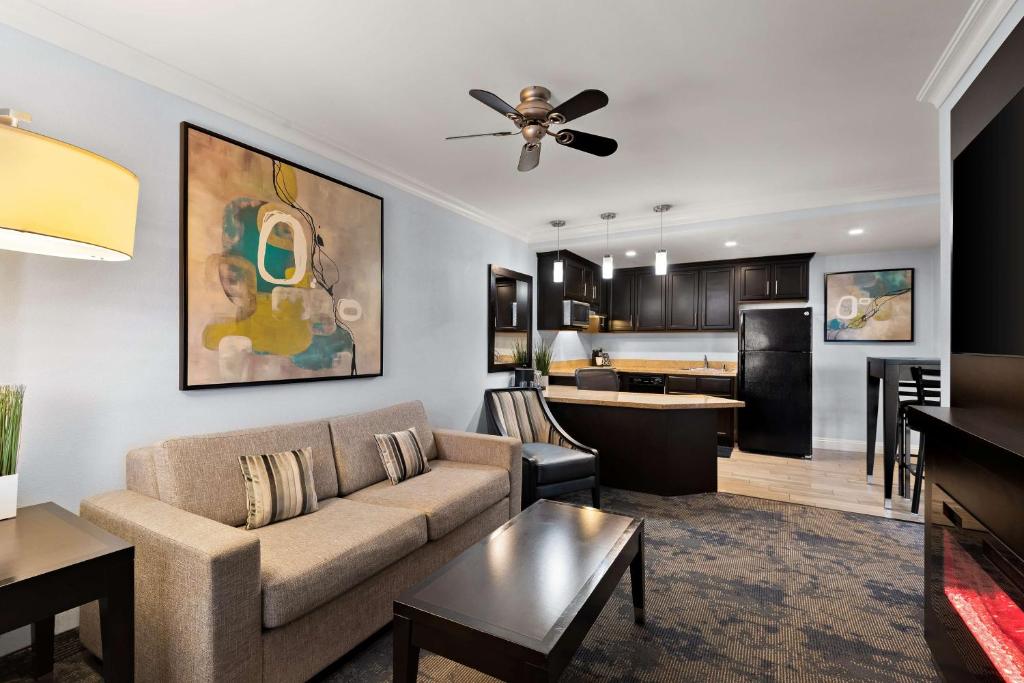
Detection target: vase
<box><xmin>0</xmin><ymin>473</ymin><xmax>17</xmax><ymax>521</ymax></box>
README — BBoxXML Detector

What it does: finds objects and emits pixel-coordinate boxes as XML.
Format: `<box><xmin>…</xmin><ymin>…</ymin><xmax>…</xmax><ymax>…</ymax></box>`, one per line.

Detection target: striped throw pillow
<box><xmin>374</xmin><ymin>428</ymin><xmax>431</xmax><ymax>485</ymax></box>
<box><xmin>238</xmin><ymin>448</ymin><xmax>319</xmax><ymax>530</ymax></box>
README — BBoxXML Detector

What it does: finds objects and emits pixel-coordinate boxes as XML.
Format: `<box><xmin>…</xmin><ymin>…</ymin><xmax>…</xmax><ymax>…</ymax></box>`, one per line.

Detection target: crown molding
<box><xmin>0</xmin><ymin>0</ymin><xmax>525</xmax><ymax>241</ymax></box>
<box><xmin>525</xmin><ymin>187</ymin><xmax>938</xmax><ymax>245</ymax></box>
<box><xmin>917</xmin><ymin>0</ymin><xmax>1018</xmax><ymax>107</ymax></box>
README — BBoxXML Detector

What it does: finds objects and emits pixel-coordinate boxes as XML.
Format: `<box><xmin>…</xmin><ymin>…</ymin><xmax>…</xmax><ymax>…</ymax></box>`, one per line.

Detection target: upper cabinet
<box><xmin>537</xmin><ymin>251</ymin><xmax>812</xmax><ymax>331</ymax></box>
<box><xmin>737</xmin><ymin>257</ymin><xmax>811</xmax><ymax>301</ymax></box>
<box><xmin>667</xmin><ymin>270</ymin><xmax>699</xmax><ymax>330</ymax></box>
<box><xmin>537</xmin><ymin>250</ymin><xmax>602</xmax><ymax>330</ymax></box>
<box><xmin>700</xmin><ymin>267</ymin><xmax>735</xmax><ymax>330</ymax></box>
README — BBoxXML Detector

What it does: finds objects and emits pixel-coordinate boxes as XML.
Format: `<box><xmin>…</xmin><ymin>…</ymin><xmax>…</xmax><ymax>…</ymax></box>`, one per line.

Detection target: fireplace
<box><xmin>926</xmin><ymin>483</ymin><xmax>1024</xmax><ymax>682</ymax></box>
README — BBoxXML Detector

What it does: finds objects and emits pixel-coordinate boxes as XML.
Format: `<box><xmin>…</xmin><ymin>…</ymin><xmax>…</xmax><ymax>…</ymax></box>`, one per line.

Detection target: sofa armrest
<box><xmin>434</xmin><ymin>429</ymin><xmax>522</xmax><ymax>515</ymax></box>
<box><xmin>80</xmin><ymin>490</ymin><xmax>261</xmax><ymax>682</ymax></box>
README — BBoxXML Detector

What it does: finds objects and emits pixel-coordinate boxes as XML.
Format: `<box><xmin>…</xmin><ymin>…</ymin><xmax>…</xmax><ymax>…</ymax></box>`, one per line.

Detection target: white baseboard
<box><xmin>811</xmin><ymin>437</ymin><xmax>881</xmax><ymax>454</ymax></box>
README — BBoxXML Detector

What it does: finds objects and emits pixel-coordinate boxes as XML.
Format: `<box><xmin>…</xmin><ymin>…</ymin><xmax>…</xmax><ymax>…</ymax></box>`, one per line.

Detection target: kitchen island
<box><xmin>544</xmin><ymin>385</ymin><xmax>744</xmax><ymax>496</ymax></box>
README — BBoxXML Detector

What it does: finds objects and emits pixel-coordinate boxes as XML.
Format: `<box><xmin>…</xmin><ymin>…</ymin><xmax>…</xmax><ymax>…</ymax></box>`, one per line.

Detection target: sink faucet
<box><xmin>703</xmin><ymin>355</ymin><xmax>709</xmax><ymax>369</ymax></box>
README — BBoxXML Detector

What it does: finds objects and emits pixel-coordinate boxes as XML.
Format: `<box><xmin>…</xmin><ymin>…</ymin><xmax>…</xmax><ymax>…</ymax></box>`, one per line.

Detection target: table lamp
<box><xmin>0</xmin><ymin>108</ymin><xmax>138</xmax><ymax>518</ymax></box>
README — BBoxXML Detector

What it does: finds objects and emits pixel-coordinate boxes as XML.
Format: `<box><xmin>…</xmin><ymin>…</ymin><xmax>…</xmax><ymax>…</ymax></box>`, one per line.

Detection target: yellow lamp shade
<box><xmin>0</xmin><ymin>124</ymin><xmax>138</xmax><ymax>260</ymax></box>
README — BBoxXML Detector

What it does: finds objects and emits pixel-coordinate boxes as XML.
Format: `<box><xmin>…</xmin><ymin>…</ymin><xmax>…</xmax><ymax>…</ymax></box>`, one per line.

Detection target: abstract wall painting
<box><xmin>180</xmin><ymin>124</ymin><xmax>383</xmax><ymax>389</ymax></box>
<box><xmin>825</xmin><ymin>268</ymin><xmax>914</xmax><ymax>342</ymax></box>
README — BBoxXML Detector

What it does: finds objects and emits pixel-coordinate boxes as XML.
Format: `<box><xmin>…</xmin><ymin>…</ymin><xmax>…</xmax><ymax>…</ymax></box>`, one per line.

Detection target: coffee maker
<box><xmin>591</xmin><ymin>349</ymin><xmax>610</xmax><ymax>366</ymax></box>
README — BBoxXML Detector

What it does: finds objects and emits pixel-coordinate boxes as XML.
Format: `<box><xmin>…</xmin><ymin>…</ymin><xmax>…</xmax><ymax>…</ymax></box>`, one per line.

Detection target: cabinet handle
<box><xmin>765</xmin><ymin>280</ymin><xmax>769</xmax><ymax>296</ymax></box>
<box><xmin>774</xmin><ymin>280</ymin><xmax>778</xmax><ymax>296</ymax></box>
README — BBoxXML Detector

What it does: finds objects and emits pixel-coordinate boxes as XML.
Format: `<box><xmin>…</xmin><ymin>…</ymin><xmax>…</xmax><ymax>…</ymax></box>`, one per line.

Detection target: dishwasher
<box><xmin>623</xmin><ymin>374</ymin><xmax>666</xmax><ymax>394</ymax></box>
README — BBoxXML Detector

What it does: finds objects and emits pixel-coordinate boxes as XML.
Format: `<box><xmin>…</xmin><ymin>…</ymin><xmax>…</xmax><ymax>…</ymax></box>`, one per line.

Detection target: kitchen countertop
<box><xmin>549</xmin><ymin>365</ymin><xmax>736</xmax><ymax>378</ymax></box>
<box><xmin>544</xmin><ymin>385</ymin><xmax>744</xmax><ymax>411</ymax></box>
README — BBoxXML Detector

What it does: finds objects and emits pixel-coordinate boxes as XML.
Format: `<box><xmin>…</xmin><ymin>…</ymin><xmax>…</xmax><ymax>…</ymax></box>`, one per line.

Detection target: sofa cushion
<box><xmin>374</xmin><ymin>428</ymin><xmax>431</xmax><ymax>484</ymax></box>
<box><xmin>346</xmin><ymin>460</ymin><xmax>508</xmax><ymax>540</ymax></box>
<box><xmin>253</xmin><ymin>497</ymin><xmax>427</xmax><ymax>628</ymax></box>
<box><xmin>239</xmin><ymin>448</ymin><xmax>319</xmax><ymax>530</ymax></box>
<box><xmin>151</xmin><ymin>420</ymin><xmax>338</xmax><ymax>527</ymax></box>
<box><xmin>330</xmin><ymin>401</ymin><xmax>436</xmax><ymax>495</ymax></box>
<box><xmin>522</xmin><ymin>443</ymin><xmax>597</xmax><ymax>484</ymax></box>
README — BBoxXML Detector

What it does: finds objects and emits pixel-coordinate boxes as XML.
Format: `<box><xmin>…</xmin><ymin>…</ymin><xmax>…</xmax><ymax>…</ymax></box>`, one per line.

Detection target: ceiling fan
<box><xmin>446</xmin><ymin>86</ymin><xmax>618</xmax><ymax>172</ymax></box>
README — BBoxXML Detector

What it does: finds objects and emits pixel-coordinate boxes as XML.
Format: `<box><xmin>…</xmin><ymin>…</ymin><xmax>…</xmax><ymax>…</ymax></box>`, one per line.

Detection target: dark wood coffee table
<box><xmin>393</xmin><ymin>499</ymin><xmax>644</xmax><ymax>682</ymax></box>
<box><xmin>0</xmin><ymin>502</ymin><xmax>134</xmax><ymax>681</ymax></box>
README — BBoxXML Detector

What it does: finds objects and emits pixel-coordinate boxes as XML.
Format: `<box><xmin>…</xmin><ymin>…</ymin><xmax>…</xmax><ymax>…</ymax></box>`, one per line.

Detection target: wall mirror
<box><xmin>488</xmin><ymin>265</ymin><xmax>533</xmax><ymax>373</ymax></box>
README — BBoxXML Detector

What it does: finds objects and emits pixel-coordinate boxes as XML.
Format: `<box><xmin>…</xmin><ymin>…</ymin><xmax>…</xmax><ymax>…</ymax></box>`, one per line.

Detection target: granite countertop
<box><xmin>544</xmin><ymin>385</ymin><xmax>745</xmax><ymax>411</ymax></box>
<box><xmin>549</xmin><ymin>360</ymin><xmax>737</xmax><ymax>378</ymax></box>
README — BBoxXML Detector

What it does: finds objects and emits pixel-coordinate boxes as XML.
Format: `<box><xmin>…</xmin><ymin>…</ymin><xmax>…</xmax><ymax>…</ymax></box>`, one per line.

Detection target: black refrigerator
<box><xmin>738</xmin><ymin>307</ymin><xmax>812</xmax><ymax>457</ymax></box>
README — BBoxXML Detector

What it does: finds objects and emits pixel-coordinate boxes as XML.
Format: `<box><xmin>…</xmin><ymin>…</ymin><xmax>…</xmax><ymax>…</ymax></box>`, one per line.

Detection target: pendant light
<box><xmin>600</xmin><ymin>212</ymin><xmax>616</xmax><ymax>279</ymax></box>
<box><xmin>550</xmin><ymin>219</ymin><xmax>565</xmax><ymax>283</ymax></box>
<box><xmin>653</xmin><ymin>204</ymin><xmax>671</xmax><ymax>275</ymax></box>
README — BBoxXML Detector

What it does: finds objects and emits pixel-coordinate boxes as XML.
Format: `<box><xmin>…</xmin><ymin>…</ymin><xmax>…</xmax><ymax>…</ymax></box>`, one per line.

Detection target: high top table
<box><xmin>865</xmin><ymin>357</ymin><xmax>940</xmax><ymax>507</ymax></box>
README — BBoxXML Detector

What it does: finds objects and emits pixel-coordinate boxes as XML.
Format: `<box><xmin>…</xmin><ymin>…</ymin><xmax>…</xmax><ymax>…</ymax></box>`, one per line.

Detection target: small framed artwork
<box><xmin>180</xmin><ymin>123</ymin><xmax>383</xmax><ymax>389</ymax></box>
<box><xmin>824</xmin><ymin>268</ymin><xmax>914</xmax><ymax>342</ymax></box>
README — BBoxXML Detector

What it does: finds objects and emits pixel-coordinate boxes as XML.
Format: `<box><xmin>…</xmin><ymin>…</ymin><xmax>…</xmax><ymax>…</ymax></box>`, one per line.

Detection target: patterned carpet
<box><xmin>0</xmin><ymin>489</ymin><xmax>938</xmax><ymax>682</ymax></box>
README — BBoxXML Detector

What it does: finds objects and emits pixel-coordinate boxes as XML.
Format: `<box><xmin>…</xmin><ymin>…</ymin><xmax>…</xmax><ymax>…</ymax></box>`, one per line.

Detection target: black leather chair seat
<box><xmin>521</xmin><ymin>443</ymin><xmax>596</xmax><ymax>484</ymax></box>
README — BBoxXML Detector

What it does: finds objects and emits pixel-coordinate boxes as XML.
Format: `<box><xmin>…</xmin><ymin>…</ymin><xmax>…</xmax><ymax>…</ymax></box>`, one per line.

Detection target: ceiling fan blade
<box><xmin>518</xmin><ymin>142</ymin><xmax>541</xmax><ymax>172</ymax></box>
<box><xmin>549</xmin><ymin>89</ymin><xmax>609</xmax><ymax>123</ymax></box>
<box><xmin>555</xmin><ymin>130</ymin><xmax>618</xmax><ymax>157</ymax></box>
<box><xmin>469</xmin><ymin>89</ymin><xmax>521</xmax><ymax>120</ymax></box>
<box><xmin>445</xmin><ymin>131</ymin><xmax>518</xmax><ymax>140</ymax></box>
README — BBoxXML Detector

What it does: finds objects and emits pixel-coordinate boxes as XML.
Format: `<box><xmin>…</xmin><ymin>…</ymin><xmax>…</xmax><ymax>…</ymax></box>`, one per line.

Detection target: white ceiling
<box><xmin>4</xmin><ymin>0</ymin><xmax>968</xmax><ymax>257</ymax></box>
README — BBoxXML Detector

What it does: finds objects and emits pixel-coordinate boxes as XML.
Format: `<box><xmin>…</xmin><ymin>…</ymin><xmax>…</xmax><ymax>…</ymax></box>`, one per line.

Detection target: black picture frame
<box><xmin>488</xmin><ymin>265</ymin><xmax>533</xmax><ymax>373</ymax></box>
<box><xmin>823</xmin><ymin>267</ymin><xmax>914</xmax><ymax>343</ymax></box>
<box><xmin>179</xmin><ymin>122</ymin><xmax>384</xmax><ymax>390</ymax></box>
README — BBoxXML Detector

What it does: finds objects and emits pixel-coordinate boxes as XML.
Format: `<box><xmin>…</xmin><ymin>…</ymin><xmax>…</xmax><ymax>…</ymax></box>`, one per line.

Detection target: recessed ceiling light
<box><xmin>625</xmin><ymin>250</ymin><xmax>637</xmax><ymax>257</ymax></box>
<box><xmin>848</xmin><ymin>228</ymin><xmax>865</xmax><ymax>235</ymax></box>
<box><xmin>724</xmin><ymin>241</ymin><xmax>737</xmax><ymax>247</ymax></box>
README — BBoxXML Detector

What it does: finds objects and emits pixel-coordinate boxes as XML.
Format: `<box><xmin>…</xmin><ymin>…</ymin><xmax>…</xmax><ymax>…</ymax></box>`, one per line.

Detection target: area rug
<box><xmin>0</xmin><ymin>489</ymin><xmax>938</xmax><ymax>682</ymax></box>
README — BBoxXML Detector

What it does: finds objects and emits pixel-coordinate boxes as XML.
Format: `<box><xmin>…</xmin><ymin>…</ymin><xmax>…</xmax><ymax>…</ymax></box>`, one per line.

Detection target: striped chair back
<box><xmin>488</xmin><ymin>389</ymin><xmax>572</xmax><ymax>447</ymax></box>
<box><xmin>911</xmin><ymin>366</ymin><xmax>941</xmax><ymax>406</ymax></box>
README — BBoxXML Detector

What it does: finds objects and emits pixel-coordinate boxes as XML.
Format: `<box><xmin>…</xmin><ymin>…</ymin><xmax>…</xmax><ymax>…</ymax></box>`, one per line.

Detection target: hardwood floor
<box><xmin>719</xmin><ymin>448</ymin><xmax>921</xmax><ymax>523</ymax></box>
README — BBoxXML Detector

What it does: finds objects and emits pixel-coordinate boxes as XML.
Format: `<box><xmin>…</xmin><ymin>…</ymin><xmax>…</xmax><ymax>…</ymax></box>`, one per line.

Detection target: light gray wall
<box><xmin>547</xmin><ymin>247</ymin><xmax>940</xmax><ymax>447</ymax></box>
<box><xmin>0</xmin><ymin>25</ymin><xmax>532</xmax><ymax>652</ymax></box>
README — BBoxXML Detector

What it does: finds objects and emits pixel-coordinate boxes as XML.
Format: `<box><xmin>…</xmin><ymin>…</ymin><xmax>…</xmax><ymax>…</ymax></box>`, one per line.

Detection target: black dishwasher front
<box><xmin>623</xmin><ymin>374</ymin><xmax>666</xmax><ymax>394</ymax></box>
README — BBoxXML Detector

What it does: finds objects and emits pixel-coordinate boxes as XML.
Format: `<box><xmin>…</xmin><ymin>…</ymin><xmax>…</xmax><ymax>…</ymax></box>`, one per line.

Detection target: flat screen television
<box><xmin>952</xmin><ymin>84</ymin><xmax>1024</xmax><ymax>357</ymax></box>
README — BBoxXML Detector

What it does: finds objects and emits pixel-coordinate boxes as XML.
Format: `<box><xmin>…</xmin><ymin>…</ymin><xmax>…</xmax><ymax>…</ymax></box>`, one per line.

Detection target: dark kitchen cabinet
<box><xmin>608</xmin><ymin>271</ymin><xmax>636</xmax><ymax>332</ymax></box>
<box><xmin>738</xmin><ymin>264</ymin><xmax>771</xmax><ymax>301</ymax></box>
<box><xmin>667</xmin><ymin>373</ymin><xmax>737</xmax><ymax>447</ymax></box>
<box><xmin>667</xmin><ymin>270</ymin><xmax>699</xmax><ymax>330</ymax></box>
<box><xmin>635</xmin><ymin>271</ymin><xmax>667</xmax><ymax>330</ymax></box>
<box><xmin>772</xmin><ymin>260</ymin><xmax>809</xmax><ymax>299</ymax></box>
<box><xmin>535</xmin><ymin>250</ymin><xmax>602</xmax><ymax>330</ymax></box>
<box><xmin>700</xmin><ymin>267</ymin><xmax>735</xmax><ymax>330</ymax></box>
<box><xmin>563</xmin><ymin>260</ymin><xmax>589</xmax><ymax>301</ymax></box>
<box><xmin>737</xmin><ymin>257</ymin><xmax>811</xmax><ymax>302</ymax></box>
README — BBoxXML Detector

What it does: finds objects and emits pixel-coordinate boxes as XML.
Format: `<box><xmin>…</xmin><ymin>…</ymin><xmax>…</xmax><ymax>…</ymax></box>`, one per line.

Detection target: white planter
<box><xmin>539</xmin><ymin>375</ymin><xmax>550</xmax><ymax>388</ymax></box>
<box><xmin>0</xmin><ymin>474</ymin><xmax>17</xmax><ymax>521</ymax></box>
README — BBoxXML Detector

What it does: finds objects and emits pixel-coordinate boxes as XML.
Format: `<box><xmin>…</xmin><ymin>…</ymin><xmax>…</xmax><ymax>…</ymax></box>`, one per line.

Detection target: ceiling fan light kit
<box><xmin>449</xmin><ymin>86</ymin><xmax>618</xmax><ymax>172</ymax></box>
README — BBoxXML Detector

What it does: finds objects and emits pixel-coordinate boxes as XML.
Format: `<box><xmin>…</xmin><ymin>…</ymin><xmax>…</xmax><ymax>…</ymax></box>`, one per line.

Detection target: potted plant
<box><xmin>534</xmin><ymin>339</ymin><xmax>553</xmax><ymax>388</ymax></box>
<box><xmin>0</xmin><ymin>385</ymin><xmax>24</xmax><ymax>520</ymax></box>
<box><xmin>511</xmin><ymin>340</ymin><xmax>534</xmax><ymax>386</ymax></box>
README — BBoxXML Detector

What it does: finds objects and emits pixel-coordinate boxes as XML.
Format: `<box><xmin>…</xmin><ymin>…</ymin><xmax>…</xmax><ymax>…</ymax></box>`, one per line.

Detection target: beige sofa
<box><xmin>79</xmin><ymin>401</ymin><xmax>521</xmax><ymax>682</ymax></box>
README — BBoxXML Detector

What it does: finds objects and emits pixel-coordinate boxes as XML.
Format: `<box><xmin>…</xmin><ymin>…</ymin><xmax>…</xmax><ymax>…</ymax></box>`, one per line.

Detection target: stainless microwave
<box><xmin>562</xmin><ymin>300</ymin><xmax>591</xmax><ymax>327</ymax></box>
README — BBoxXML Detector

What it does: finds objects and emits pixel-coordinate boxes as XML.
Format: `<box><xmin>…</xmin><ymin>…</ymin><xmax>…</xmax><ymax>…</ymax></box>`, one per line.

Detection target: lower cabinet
<box><xmin>667</xmin><ymin>375</ymin><xmax>736</xmax><ymax>447</ymax></box>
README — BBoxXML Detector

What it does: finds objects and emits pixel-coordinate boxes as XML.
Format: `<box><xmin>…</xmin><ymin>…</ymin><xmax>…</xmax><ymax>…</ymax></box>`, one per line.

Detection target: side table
<box><xmin>0</xmin><ymin>502</ymin><xmax>134</xmax><ymax>681</ymax></box>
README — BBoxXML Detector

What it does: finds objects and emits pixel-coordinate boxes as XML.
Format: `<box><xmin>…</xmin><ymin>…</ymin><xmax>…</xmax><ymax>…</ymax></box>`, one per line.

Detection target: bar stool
<box><xmin>896</xmin><ymin>366</ymin><xmax>941</xmax><ymax>514</ymax></box>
